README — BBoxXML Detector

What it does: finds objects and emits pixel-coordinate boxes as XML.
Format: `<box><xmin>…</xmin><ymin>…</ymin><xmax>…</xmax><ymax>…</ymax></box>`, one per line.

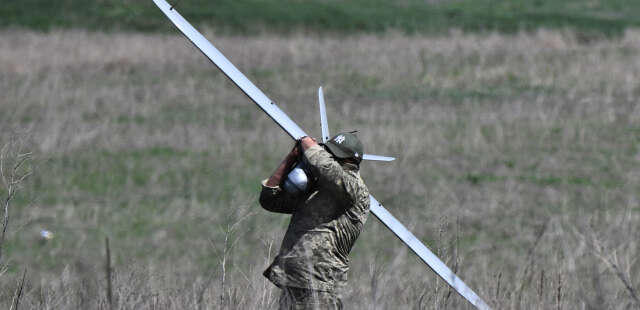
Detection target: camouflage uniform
<box><xmin>260</xmin><ymin>145</ymin><xmax>370</xmax><ymax>309</ymax></box>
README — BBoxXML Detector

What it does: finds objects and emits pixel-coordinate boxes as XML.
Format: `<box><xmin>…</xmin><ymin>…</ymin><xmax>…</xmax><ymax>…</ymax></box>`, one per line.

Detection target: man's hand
<box><xmin>300</xmin><ymin>136</ymin><xmax>318</xmax><ymax>151</ymax></box>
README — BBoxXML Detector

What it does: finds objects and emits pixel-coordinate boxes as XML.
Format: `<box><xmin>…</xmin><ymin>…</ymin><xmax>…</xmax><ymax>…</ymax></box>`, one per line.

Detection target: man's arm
<box><xmin>259</xmin><ymin>144</ymin><xmax>301</xmax><ymax>214</ymax></box>
<box><xmin>265</xmin><ymin>143</ymin><xmax>299</xmax><ymax>187</ymax></box>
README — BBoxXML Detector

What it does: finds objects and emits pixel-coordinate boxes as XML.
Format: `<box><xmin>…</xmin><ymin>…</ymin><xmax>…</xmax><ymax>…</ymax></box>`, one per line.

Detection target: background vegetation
<box><xmin>1</xmin><ymin>1</ymin><xmax>639</xmax><ymax>309</ymax></box>
<box><xmin>1</xmin><ymin>28</ymin><xmax>639</xmax><ymax>309</ymax></box>
<box><xmin>1</xmin><ymin>0</ymin><xmax>640</xmax><ymax>36</ymax></box>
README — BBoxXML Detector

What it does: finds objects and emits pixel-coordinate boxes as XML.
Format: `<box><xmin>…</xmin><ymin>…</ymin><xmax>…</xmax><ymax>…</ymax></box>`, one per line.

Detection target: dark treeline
<box><xmin>1</xmin><ymin>0</ymin><xmax>639</xmax><ymax>36</ymax></box>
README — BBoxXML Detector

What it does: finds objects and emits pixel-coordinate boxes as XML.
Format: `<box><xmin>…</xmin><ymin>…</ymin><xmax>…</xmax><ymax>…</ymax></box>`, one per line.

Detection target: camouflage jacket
<box><xmin>259</xmin><ymin>145</ymin><xmax>370</xmax><ymax>292</ymax></box>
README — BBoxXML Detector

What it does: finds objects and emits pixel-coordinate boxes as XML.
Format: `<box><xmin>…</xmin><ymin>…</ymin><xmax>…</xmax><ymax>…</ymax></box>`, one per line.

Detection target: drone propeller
<box><xmin>317</xmin><ymin>87</ymin><xmax>395</xmax><ymax>162</ymax></box>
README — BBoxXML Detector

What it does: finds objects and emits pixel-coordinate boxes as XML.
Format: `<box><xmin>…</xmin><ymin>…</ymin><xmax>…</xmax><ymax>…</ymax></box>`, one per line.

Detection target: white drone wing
<box><xmin>153</xmin><ymin>1</ymin><xmax>490</xmax><ymax>309</ymax></box>
<box><xmin>318</xmin><ymin>87</ymin><xmax>396</xmax><ymax>162</ymax></box>
<box><xmin>152</xmin><ymin>1</ymin><xmax>305</xmax><ymax>139</ymax></box>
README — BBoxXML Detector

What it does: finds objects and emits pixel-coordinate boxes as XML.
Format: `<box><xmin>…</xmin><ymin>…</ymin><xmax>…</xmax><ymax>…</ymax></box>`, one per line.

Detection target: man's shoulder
<box><xmin>343</xmin><ymin>170</ymin><xmax>369</xmax><ymax>202</ymax></box>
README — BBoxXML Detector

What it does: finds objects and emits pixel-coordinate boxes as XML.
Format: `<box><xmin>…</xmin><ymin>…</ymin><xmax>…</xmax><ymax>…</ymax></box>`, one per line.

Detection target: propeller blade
<box><xmin>363</xmin><ymin>154</ymin><xmax>396</xmax><ymax>162</ymax></box>
<box><xmin>318</xmin><ymin>87</ymin><xmax>330</xmax><ymax>143</ymax></box>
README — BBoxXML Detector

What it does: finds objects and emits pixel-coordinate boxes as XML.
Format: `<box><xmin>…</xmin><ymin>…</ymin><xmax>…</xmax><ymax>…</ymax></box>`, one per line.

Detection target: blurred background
<box><xmin>0</xmin><ymin>0</ymin><xmax>639</xmax><ymax>309</ymax></box>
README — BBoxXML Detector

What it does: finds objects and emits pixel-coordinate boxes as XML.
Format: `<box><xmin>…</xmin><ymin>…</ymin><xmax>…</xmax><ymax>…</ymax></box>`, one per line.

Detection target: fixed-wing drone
<box><xmin>153</xmin><ymin>1</ymin><xmax>490</xmax><ymax>309</ymax></box>
<box><xmin>282</xmin><ymin>86</ymin><xmax>395</xmax><ymax>195</ymax></box>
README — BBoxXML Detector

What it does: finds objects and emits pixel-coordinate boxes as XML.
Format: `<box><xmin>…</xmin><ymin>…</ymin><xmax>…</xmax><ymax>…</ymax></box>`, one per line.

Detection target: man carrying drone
<box><xmin>260</xmin><ymin>133</ymin><xmax>370</xmax><ymax>309</ymax></box>
<box><xmin>154</xmin><ymin>2</ymin><xmax>491</xmax><ymax>307</ymax></box>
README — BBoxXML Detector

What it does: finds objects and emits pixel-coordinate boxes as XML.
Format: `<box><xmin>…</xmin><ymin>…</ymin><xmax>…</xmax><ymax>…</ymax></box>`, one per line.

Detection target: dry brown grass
<box><xmin>0</xmin><ymin>28</ymin><xmax>639</xmax><ymax>309</ymax></box>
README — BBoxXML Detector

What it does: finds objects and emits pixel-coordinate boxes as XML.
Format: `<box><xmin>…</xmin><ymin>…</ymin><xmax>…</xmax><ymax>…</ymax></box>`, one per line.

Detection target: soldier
<box><xmin>259</xmin><ymin>133</ymin><xmax>370</xmax><ymax>310</ymax></box>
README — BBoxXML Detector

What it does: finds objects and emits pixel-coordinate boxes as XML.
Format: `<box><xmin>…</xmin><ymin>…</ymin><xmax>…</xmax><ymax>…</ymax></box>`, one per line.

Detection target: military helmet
<box><xmin>323</xmin><ymin>132</ymin><xmax>364</xmax><ymax>164</ymax></box>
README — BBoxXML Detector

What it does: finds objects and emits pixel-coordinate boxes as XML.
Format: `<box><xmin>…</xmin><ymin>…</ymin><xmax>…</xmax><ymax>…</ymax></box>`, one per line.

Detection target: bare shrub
<box><xmin>0</xmin><ymin>133</ymin><xmax>33</xmax><ymax>266</ymax></box>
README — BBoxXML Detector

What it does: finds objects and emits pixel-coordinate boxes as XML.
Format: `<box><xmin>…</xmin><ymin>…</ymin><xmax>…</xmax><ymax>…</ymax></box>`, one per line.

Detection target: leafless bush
<box><xmin>574</xmin><ymin>215</ymin><xmax>640</xmax><ymax>308</ymax></box>
<box><xmin>0</xmin><ymin>134</ymin><xmax>32</xmax><ymax>310</ymax></box>
<box><xmin>0</xmin><ymin>134</ymin><xmax>33</xmax><ymax>266</ymax></box>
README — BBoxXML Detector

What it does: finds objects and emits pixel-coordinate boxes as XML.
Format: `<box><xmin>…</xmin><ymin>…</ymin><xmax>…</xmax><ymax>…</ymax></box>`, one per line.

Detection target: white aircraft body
<box><xmin>152</xmin><ymin>1</ymin><xmax>490</xmax><ymax>309</ymax></box>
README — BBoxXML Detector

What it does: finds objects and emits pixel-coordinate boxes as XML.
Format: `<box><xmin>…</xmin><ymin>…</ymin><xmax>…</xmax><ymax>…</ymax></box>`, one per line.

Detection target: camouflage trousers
<box><xmin>278</xmin><ymin>287</ymin><xmax>343</xmax><ymax>310</ymax></box>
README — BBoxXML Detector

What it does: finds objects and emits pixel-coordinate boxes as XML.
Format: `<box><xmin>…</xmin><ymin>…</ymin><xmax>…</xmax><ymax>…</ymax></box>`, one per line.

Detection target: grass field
<box><xmin>2</xmin><ymin>0</ymin><xmax>640</xmax><ymax>36</ymax></box>
<box><xmin>0</xmin><ymin>28</ymin><xmax>639</xmax><ymax>309</ymax></box>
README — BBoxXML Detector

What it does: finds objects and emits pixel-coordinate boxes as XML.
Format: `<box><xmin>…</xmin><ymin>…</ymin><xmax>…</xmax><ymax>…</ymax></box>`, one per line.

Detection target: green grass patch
<box><xmin>26</xmin><ymin>146</ymin><xmax>261</xmax><ymax>207</ymax></box>
<box><xmin>2</xmin><ymin>145</ymin><xmax>270</xmax><ymax>275</ymax></box>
